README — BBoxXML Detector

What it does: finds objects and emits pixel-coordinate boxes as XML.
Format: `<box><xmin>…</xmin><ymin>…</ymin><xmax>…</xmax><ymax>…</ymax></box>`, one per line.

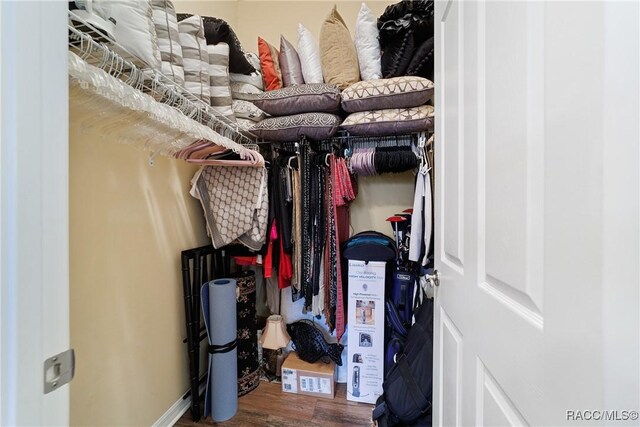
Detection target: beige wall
<box><xmin>69</xmin><ymin>2</ymin><xmax>236</xmax><ymax>425</ymax></box>
<box><xmin>69</xmin><ymin>126</ymin><xmax>210</xmax><ymax>426</ymax></box>
<box><xmin>70</xmin><ymin>2</ymin><xmax>413</xmax><ymax>425</ymax></box>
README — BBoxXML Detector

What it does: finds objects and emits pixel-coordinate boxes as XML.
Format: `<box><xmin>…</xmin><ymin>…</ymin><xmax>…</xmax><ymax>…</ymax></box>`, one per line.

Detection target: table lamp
<box><xmin>260</xmin><ymin>315</ymin><xmax>290</xmax><ymax>376</ymax></box>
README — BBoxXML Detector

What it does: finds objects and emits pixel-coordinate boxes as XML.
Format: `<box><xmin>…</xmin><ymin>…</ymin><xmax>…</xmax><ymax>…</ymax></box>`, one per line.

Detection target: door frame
<box><xmin>0</xmin><ymin>1</ymin><xmax>70</xmax><ymax>425</ymax></box>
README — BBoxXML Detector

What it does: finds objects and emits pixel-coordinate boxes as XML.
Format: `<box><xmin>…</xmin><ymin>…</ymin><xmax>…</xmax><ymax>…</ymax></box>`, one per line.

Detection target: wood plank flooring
<box><xmin>175</xmin><ymin>382</ymin><xmax>374</xmax><ymax>427</ymax></box>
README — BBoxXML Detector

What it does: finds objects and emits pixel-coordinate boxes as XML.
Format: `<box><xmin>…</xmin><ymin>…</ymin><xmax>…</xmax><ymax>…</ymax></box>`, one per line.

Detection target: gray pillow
<box><xmin>251</xmin><ymin>83</ymin><xmax>340</xmax><ymax>116</ymax></box>
<box><xmin>279</xmin><ymin>35</ymin><xmax>305</xmax><ymax>87</ymax></box>
<box><xmin>340</xmin><ymin>105</ymin><xmax>434</xmax><ymax>136</ymax></box>
<box><xmin>341</xmin><ymin>76</ymin><xmax>434</xmax><ymax>113</ymax></box>
<box><xmin>251</xmin><ymin>113</ymin><xmax>340</xmax><ymax>142</ymax></box>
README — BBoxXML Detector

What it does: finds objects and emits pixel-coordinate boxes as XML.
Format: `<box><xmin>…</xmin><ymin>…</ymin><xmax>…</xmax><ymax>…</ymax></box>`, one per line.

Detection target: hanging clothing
<box><xmin>291</xmin><ymin>160</ymin><xmax>302</xmax><ymax>288</ymax></box>
<box><xmin>409</xmin><ymin>164</ymin><xmax>432</xmax><ymax>266</ymax></box>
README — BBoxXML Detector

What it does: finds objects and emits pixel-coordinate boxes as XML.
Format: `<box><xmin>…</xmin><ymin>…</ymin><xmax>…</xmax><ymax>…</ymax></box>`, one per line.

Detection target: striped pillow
<box><xmin>207</xmin><ymin>43</ymin><xmax>236</xmax><ymax>121</ymax></box>
<box><xmin>151</xmin><ymin>0</ymin><xmax>184</xmax><ymax>86</ymax></box>
<box><xmin>177</xmin><ymin>15</ymin><xmax>210</xmax><ymax>103</ymax></box>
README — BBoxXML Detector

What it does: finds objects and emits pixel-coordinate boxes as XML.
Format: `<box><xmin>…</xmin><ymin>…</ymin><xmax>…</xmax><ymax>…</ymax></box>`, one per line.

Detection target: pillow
<box><xmin>258</xmin><ymin>37</ymin><xmax>283</xmax><ymax>91</ymax></box>
<box><xmin>177</xmin><ymin>15</ymin><xmax>209</xmax><ymax>102</ymax></box>
<box><xmin>354</xmin><ymin>3</ymin><xmax>382</xmax><ymax>80</ymax></box>
<box><xmin>319</xmin><ymin>6</ymin><xmax>360</xmax><ymax>90</ymax></box>
<box><xmin>279</xmin><ymin>36</ymin><xmax>304</xmax><ymax>87</ymax></box>
<box><xmin>252</xmin><ymin>83</ymin><xmax>340</xmax><ymax>116</ymax></box>
<box><xmin>230</xmin><ymin>52</ymin><xmax>264</xmax><ymax>90</ymax></box>
<box><xmin>340</xmin><ymin>105</ymin><xmax>434</xmax><ymax>136</ymax></box>
<box><xmin>297</xmin><ymin>24</ymin><xmax>323</xmax><ymax>84</ymax></box>
<box><xmin>93</xmin><ymin>0</ymin><xmax>161</xmax><ymax>70</ymax></box>
<box><xmin>230</xmin><ymin>82</ymin><xmax>263</xmax><ymax>100</ymax></box>
<box><xmin>406</xmin><ymin>37</ymin><xmax>435</xmax><ymax>80</ymax></box>
<box><xmin>237</xmin><ymin>117</ymin><xmax>256</xmax><ymax>131</ymax></box>
<box><xmin>151</xmin><ymin>0</ymin><xmax>184</xmax><ymax>86</ymax></box>
<box><xmin>341</xmin><ymin>76</ymin><xmax>434</xmax><ymax>113</ymax></box>
<box><xmin>207</xmin><ymin>43</ymin><xmax>235</xmax><ymax>121</ymax></box>
<box><xmin>381</xmin><ymin>30</ymin><xmax>415</xmax><ymax>78</ymax></box>
<box><xmin>251</xmin><ymin>113</ymin><xmax>341</xmax><ymax>142</ymax></box>
<box><xmin>200</xmin><ymin>16</ymin><xmax>256</xmax><ymax>75</ymax></box>
<box><xmin>232</xmin><ymin>100</ymin><xmax>266</xmax><ymax>122</ymax></box>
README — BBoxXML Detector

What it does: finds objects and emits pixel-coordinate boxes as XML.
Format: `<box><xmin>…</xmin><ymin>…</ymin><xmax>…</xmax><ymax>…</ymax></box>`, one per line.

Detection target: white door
<box><xmin>0</xmin><ymin>1</ymin><xmax>70</xmax><ymax>425</ymax></box>
<box><xmin>434</xmin><ymin>1</ymin><xmax>639</xmax><ymax>426</ymax></box>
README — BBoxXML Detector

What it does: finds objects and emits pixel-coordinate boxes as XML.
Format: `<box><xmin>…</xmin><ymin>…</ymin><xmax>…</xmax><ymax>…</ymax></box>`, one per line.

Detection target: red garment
<box><xmin>278</xmin><ymin>234</ymin><xmax>292</xmax><ymax>289</ymax></box>
<box><xmin>263</xmin><ymin>220</ymin><xmax>278</xmax><ymax>278</ymax></box>
<box><xmin>234</xmin><ymin>256</ymin><xmax>258</xmax><ymax>266</ymax></box>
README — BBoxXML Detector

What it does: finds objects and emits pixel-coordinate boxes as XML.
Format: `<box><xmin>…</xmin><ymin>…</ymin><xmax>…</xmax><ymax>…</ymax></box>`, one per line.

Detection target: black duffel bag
<box><xmin>373</xmin><ymin>298</ymin><xmax>434</xmax><ymax>426</ymax></box>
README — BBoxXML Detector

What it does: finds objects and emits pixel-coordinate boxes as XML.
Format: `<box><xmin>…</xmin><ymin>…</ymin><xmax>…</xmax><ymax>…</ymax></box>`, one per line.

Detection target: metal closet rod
<box><xmin>68</xmin><ymin>11</ymin><xmax>260</xmax><ymax>148</ymax></box>
<box><xmin>313</xmin><ymin>132</ymin><xmax>418</xmax><ymax>151</ymax></box>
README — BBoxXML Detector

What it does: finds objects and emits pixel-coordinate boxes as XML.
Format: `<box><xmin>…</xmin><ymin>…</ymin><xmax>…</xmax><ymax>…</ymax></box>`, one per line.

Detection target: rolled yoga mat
<box><xmin>201</xmin><ymin>279</ymin><xmax>238</xmax><ymax>422</ymax></box>
<box><xmin>232</xmin><ymin>270</ymin><xmax>261</xmax><ymax>396</ymax></box>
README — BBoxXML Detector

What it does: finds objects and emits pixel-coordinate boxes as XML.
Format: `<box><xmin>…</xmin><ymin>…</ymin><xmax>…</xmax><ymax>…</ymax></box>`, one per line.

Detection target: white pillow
<box><xmin>354</xmin><ymin>3</ymin><xmax>382</xmax><ymax>80</ymax></box>
<box><xmin>230</xmin><ymin>52</ymin><xmax>263</xmax><ymax>89</ymax></box>
<box><xmin>297</xmin><ymin>24</ymin><xmax>323</xmax><ymax>84</ymax></box>
<box><xmin>207</xmin><ymin>42</ymin><xmax>236</xmax><ymax>121</ymax></box>
<box><xmin>177</xmin><ymin>15</ymin><xmax>210</xmax><ymax>103</ymax></box>
<box><xmin>232</xmin><ymin>100</ymin><xmax>266</xmax><ymax>122</ymax></box>
<box><xmin>93</xmin><ymin>0</ymin><xmax>161</xmax><ymax>70</ymax></box>
<box><xmin>152</xmin><ymin>0</ymin><xmax>184</xmax><ymax>86</ymax></box>
<box><xmin>230</xmin><ymin>82</ymin><xmax>263</xmax><ymax>101</ymax></box>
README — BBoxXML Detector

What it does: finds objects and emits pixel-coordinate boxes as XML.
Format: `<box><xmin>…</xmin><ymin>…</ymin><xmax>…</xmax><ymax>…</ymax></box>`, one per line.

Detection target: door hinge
<box><xmin>44</xmin><ymin>349</ymin><xmax>75</xmax><ymax>394</ymax></box>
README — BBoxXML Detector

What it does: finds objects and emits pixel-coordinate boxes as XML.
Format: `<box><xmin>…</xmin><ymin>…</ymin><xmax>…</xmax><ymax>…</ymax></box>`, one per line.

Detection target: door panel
<box><xmin>476</xmin><ymin>359</ymin><xmax>528</xmax><ymax>427</ymax></box>
<box><xmin>440</xmin><ymin>0</ymin><xmax>464</xmax><ymax>272</ymax></box>
<box><xmin>439</xmin><ymin>308</ymin><xmax>462</xmax><ymax>427</ymax></box>
<box><xmin>435</xmin><ymin>0</ymin><xmax>639</xmax><ymax>425</ymax></box>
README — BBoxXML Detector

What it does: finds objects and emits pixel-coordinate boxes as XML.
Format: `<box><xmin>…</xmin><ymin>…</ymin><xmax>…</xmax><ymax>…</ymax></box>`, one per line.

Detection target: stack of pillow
<box><xmin>248</xmin><ymin>83</ymin><xmax>342</xmax><ymax>142</ymax></box>
<box><xmin>339</xmin><ymin>76</ymin><xmax>434</xmax><ymax>136</ymax></box>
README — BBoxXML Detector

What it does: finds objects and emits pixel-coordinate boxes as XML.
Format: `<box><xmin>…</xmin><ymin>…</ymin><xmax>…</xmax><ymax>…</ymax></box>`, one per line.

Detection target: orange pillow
<box><xmin>258</xmin><ymin>37</ymin><xmax>283</xmax><ymax>91</ymax></box>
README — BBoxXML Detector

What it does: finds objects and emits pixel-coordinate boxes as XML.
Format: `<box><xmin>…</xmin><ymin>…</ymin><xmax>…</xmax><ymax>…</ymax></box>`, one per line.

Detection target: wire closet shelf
<box><xmin>67</xmin><ymin>10</ymin><xmax>261</xmax><ymax>157</ymax></box>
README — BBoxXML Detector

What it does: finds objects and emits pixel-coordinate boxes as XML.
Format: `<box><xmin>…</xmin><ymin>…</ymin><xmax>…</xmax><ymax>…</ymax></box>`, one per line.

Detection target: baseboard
<box><xmin>153</xmin><ymin>383</ymin><xmax>206</xmax><ymax>427</ymax></box>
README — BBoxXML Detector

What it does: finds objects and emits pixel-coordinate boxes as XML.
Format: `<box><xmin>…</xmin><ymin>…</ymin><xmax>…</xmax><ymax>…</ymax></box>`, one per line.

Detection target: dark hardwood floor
<box><xmin>175</xmin><ymin>382</ymin><xmax>374</xmax><ymax>427</ymax></box>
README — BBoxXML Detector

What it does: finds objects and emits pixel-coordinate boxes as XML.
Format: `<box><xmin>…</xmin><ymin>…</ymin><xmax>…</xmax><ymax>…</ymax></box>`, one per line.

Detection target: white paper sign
<box><xmin>346</xmin><ymin>260</ymin><xmax>386</xmax><ymax>403</ymax></box>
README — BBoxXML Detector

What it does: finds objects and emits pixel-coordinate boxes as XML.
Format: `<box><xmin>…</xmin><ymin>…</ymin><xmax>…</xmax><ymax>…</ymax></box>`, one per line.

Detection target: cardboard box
<box><xmin>281</xmin><ymin>352</ymin><xmax>336</xmax><ymax>399</ymax></box>
<box><xmin>346</xmin><ymin>260</ymin><xmax>386</xmax><ymax>404</ymax></box>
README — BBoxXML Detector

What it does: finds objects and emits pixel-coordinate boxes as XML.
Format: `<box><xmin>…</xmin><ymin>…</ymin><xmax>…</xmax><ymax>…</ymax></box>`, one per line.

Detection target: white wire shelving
<box><xmin>67</xmin><ymin>10</ymin><xmax>261</xmax><ymax>158</ymax></box>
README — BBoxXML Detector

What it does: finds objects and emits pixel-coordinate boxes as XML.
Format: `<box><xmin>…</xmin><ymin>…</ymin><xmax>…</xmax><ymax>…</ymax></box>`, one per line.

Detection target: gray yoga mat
<box><xmin>201</xmin><ymin>278</ymin><xmax>238</xmax><ymax>422</ymax></box>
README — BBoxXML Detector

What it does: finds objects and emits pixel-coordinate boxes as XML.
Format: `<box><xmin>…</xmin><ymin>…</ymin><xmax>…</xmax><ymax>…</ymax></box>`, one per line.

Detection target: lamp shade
<box><xmin>260</xmin><ymin>315</ymin><xmax>291</xmax><ymax>350</ymax></box>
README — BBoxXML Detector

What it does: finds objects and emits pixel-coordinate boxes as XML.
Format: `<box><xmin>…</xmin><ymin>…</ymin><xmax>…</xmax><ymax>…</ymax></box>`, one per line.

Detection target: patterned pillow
<box><xmin>207</xmin><ymin>43</ymin><xmax>235</xmax><ymax>121</ymax></box>
<box><xmin>319</xmin><ymin>5</ymin><xmax>360</xmax><ymax>90</ymax></box>
<box><xmin>251</xmin><ymin>113</ymin><xmax>341</xmax><ymax>142</ymax></box>
<box><xmin>341</xmin><ymin>76</ymin><xmax>434</xmax><ymax>113</ymax></box>
<box><xmin>340</xmin><ymin>105</ymin><xmax>434</xmax><ymax>136</ymax></box>
<box><xmin>252</xmin><ymin>83</ymin><xmax>340</xmax><ymax>116</ymax></box>
<box><xmin>177</xmin><ymin>15</ymin><xmax>209</xmax><ymax>102</ymax></box>
<box><xmin>232</xmin><ymin>100</ymin><xmax>266</xmax><ymax>122</ymax></box>
<box><xmin>230</xmin><ymin>82</ymin><xmax>263</xmax><ymax>101</ymax></box>
<box><xmin>279</xmin><ymin>36</ymin><xmax>304</xmax><ymax>87</ymax></box>
<box><xmin>152</xmin><ymin>0</ymin><xmax>184</xmax><ymax>86</ymax></box>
